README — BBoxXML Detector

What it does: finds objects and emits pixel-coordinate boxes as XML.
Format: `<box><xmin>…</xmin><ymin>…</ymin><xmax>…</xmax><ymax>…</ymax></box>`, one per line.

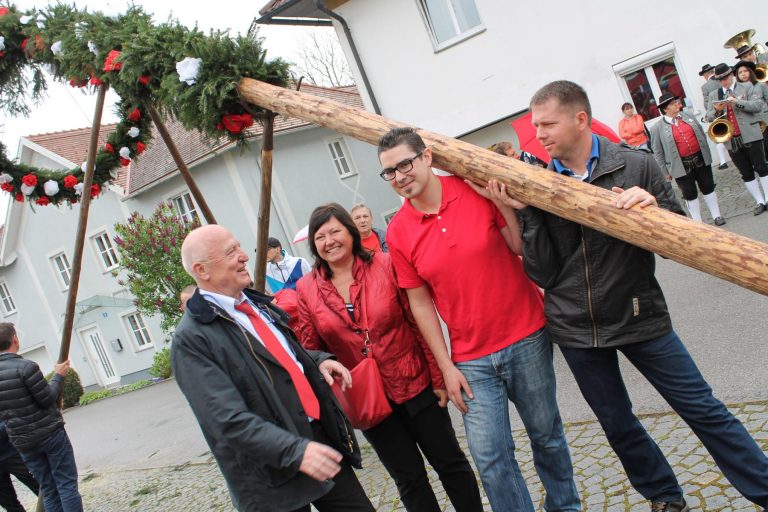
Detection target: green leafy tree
<box><xmin>113</xmin><ymin>203</ymin><xmax>197</xmax><ymax>332</ymax></box>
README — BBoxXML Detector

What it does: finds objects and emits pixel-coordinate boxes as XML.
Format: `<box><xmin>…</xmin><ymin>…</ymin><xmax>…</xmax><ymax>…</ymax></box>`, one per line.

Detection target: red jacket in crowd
<box><xmin>296</xmin><ymin>252</ymin><xmax>444</xmax><ymax>404</ymax></box>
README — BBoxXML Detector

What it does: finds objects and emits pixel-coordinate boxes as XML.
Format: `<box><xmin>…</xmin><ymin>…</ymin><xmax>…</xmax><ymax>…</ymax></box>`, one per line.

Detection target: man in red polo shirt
<box><xmin>378</xmin><ymin>127</ymin><xmax>579</xmax><ymax>512</ymax></box>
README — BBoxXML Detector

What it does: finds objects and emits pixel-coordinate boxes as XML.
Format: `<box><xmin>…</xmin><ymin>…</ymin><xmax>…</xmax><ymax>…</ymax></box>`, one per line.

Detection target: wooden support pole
<box><xmin>146</xmin><ymin>104</ymin><xmax>217</xmax><ymax>225</ymax></box>
<box><xmin>237</xmin><ymin>78</ymin><xmax>768</xmax><ymax>296</ymax></box>
<box><xmin>41</xmin><ymin>84</ymin><xmax>109</xmax><ymax>512</ymax></box>
<box><xmin>253</xmin><ymin>112</ymin><xmax>276</xmax><ymax>292</ymax></box>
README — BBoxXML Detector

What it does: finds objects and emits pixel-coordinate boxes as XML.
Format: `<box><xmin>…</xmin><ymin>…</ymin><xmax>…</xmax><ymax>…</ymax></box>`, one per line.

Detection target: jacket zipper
<box><xmin>580</xmin><ymin>226</ymin><xmax>599</xmax><ymax>347</ymax></box>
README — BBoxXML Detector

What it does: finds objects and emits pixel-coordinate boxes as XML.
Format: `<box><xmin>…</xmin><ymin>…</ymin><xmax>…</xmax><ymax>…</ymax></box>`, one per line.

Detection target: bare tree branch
<box><xmin>292</xmin><ymin>30</ymin><xmax>354</xmax><ymax>87</ymax></box>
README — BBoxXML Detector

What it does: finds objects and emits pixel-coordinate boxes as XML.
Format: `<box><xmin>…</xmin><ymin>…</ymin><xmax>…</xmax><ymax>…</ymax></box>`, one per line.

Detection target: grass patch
<box><xmin>134</xmin><ymin>484</ymin><xmax>158</xmax><ymax>496</ymax></box>
<box><xmin>79</xmin><ymin>379</ymin><xmax>158</xmax><ymax>406</ymax></box>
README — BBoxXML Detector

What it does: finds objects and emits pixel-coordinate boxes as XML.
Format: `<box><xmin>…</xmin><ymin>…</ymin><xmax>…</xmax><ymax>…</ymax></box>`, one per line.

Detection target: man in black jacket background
<box><xmin>172</xmin><ymin>224</ymin><xmax>374</xmax><ymax>512</ymax></box>
<box><xmin>0</xmin><ymin>323</ymin><xmax>82</xmax><ymax>512</ymax></box>
<box><xmin>474</xmin><ymin>81</ymin><xmax>768</xmax><ymax>512</ymax></box>
<box><xmin>0</xmin><ymin>420</ymin><xmax>39</xmax><ymax>512</ymax></box>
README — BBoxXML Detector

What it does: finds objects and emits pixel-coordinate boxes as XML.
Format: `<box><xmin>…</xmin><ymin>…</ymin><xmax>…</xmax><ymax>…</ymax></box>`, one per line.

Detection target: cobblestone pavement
<box><xmin>14</xmin><ymin>400</ymin><xmax>768</xmax><ymax>511</ymax></box>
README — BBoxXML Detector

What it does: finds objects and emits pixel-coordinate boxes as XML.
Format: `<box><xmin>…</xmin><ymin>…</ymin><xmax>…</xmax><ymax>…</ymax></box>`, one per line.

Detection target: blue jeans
<box><xmin>456</xmin><ymin>327</ymin><xmax>580</xmax><ymax>512</ymax></box>
<box><xmin>560</xmin><ymin>330</ymin><xmax>768</xmax><ymax>507</ymax></box>
<box><xmin>20</xmin><ymin>428</ymin><xmax>83</xmax><ymax>512</ymax></box>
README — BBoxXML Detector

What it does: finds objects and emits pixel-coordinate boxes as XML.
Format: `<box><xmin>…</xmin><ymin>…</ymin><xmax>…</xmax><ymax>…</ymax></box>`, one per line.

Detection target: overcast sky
<box><xmin>0</xmin><ymin>0</ymin><xmax>321</xmax><ymax>220</ymax></box>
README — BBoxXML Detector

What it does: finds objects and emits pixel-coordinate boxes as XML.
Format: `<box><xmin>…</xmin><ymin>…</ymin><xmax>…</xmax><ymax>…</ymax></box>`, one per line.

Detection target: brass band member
<box><xmin>650</xmin><ymin>93</ymin><xmax>725</xmax><ymax>225</ymax></box>
<box><xmin>706</xmin><ymin>63</ymin><xmax>768</xmax><ymax>215</ymax></box>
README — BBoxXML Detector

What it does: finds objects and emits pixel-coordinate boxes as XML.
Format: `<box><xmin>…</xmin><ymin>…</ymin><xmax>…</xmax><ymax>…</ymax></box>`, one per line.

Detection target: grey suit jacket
<box><xmin>701</xmin><ymin>78</ymin><xmax>720</xmax><ymax>111</ymax></box>
<box><xmin>650</xmin><ymin>113</ymin><xmax>712</xmax><ymax>179</ymax></box>
<box><xmin>706</xmin><ymin>81</ymin><xmax>764</xmax><ymax>147</ymax></box>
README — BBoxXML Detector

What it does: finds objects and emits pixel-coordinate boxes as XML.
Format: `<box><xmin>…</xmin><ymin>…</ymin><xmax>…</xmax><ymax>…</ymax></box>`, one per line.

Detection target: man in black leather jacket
<box><xmin>0</xmin><ymin>323</ymin><xmax>82</xmax><ymax>512</ymax></box>
<box><xmin>475</xmin><ymin>81</ymin><xmax>768</xmax><ymax>512</ymax></box>
<box><xmin>172</xmin><ymin>225</ymin><xmax>373</xmax><ymax>512</ymax></box>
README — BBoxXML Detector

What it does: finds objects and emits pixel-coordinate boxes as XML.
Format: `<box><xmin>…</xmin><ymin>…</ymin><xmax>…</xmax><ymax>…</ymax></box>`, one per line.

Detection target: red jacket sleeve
<box><xmin>295</xmin><ymin>277</ymin><xmax>327</xmax><ymax>352</ymax></box>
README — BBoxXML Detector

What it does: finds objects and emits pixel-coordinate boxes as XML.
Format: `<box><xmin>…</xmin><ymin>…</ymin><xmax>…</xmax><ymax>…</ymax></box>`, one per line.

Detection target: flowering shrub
<box><xmin>113</xmin><ymin>203</ymin><xmax>197</xmax><ymax>332</ymax></box>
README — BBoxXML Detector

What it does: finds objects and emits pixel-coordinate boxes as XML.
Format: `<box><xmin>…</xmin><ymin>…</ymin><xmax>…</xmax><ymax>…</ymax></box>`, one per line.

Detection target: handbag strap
<box><xmin>354</xmin><ymin>268</ymin><xmax>373</xmax><ymax>359</ymax></box>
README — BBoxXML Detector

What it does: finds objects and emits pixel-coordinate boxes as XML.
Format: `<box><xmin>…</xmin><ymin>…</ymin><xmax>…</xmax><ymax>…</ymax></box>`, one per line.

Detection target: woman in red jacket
<box><xmin>618</xmin><ymin>102</ymin><xmax>649</xmax><ymax>149</ymax></box>
<box><xmin>296</xmin><ymin>203</ymin><xmax>482</xmax><ymax>512</ymax></box>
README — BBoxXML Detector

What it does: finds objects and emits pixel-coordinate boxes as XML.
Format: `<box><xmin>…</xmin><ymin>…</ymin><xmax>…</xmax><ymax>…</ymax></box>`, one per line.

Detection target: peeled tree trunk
<box><xmin>237</xmin><ymin>78</ymin><xmax>768</xmax><ymax>297</ymax></box>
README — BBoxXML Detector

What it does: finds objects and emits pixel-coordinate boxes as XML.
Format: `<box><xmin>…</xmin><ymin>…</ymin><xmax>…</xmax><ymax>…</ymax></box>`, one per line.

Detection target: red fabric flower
<box><xmin>103</xmin><ymin>50</ymin><xmax>122</xmax><ymax>72</ymax></box>
<box><xmin>15</xmin><ymin>193</ymin><xmax>24</xmax><ymax>202</ymax></box>
<box><xmin>69</xmin><ymin>77</ymin><xmax>88</xmax><ymax>88</ymax></box>
<box><xmin>90</xmin><ymin>184</ymin><xmax>101</xmax><ymax>198</ymax></box>
<box><xmin>136</xmin><ymin>142</ymin><xmax>146</xmax><ymax>154</ymax></box>
<box><xmin>21</xmin><ymin>39</ymin><xmax>28</xmax><ymax>53</ymax></box>
<box><xmin>138</xmin><ymin>75</ymin><xmax>151</xmax><ymax>86</ymax></box>
<box><xmin>63</xmin><ymin>175</ymin><xmax>78</xmax><ymax>189</ymax></box>
<box><xmin>21</xmin><ymin>174</ymin><xmax>37</xmax><ymax>187</ymax></box>
<box><xmin>69</xmin><ymin>196</ymin><xmax>78</xmax><ymax>204</ymax></box>
<box><xmin>120</xmin><ymin>157</ymin><xmax>131</xmax><ymax>167</ymax></box>
<box><xmin>104</xmin><ymin>143</ymin><xmax>115</xmax><ymax>154</ymax></box>
<box><xmin>89</xmin><ymin>73</ymin><xmax>104</xmax><ymax>86</ymax></box>
<box><xmin>0</xmin><ymin>7</ymin><xmax>9</xmax><ymax>16</ymax></box>
<box><xmin>127</xmin><ymin>108</ymin><xmax>141</xmax><ymax>122</ymax></box>
<box><xmin>1</xmin><ymin>183</ymin><xmax>14</xmax><ymax>192</ymax></box>
<box><xmin>0</xmin><ymin>51</ymin><xmax>5</xmax><ymax>59</ymax></box>
<box><xmin>220</xmin><ymin>113</ymin><xmax>254</xmax><ymax>135</ymax></box>
<box><xmin>35</xmin><ymin>196</ymin><xmax>51</xmax><ymax>206</ymax></box>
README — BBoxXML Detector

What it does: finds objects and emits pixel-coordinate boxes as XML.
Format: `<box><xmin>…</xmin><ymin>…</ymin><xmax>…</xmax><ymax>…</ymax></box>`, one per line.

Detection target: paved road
<box><xmin>13</xmin><ymin>163</ymin><xmax>768</xmax><ymax>509</ymax></box>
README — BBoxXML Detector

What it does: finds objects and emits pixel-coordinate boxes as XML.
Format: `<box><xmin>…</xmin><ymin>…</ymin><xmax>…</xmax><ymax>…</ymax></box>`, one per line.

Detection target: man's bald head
<box><xmin>181</xmin><ymin>225</ymin><xmax>251</xmax><ymax>298</ymax></box>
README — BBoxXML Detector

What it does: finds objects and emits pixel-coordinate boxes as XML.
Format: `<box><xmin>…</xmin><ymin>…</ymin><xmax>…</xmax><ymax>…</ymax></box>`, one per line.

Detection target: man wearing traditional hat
<box><xmin>706</xmin><ymin>63</ymin><xmax>768</xmax><ymax>215</ymax></box>
<box><xmin>650</xmin><ymin>93</ymin><xmax>726</xmax><ymax>225</ymax></box>
<box><xmin>734</xmin><ymin>43</ymin><xmax>768</xmax><ymax>66</ymax></box>
<box><xmin>700</xmin><ymin>63</ymin><xmax>730</xmax><ymax>169</ymax></box>
<box><xmin>734</xmin><ymin>59</ymin><xmax>768</xmax><ymax>162</ymax></box>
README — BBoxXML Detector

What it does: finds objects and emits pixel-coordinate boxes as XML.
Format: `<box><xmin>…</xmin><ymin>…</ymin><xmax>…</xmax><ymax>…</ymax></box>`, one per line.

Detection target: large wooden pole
<box><xmin>237</xmin><ymin>78</ymin><xmax>768</xmax><ymax>296</ymax></box>
<box><xmin>42</xmin><ymin>84</ymin><xmax>109</xmax><ymax>512</ymax></box>
<box><xmin>146</xmin><ymin>104</ymin><xmax>217</xmax><ymax>225</ymax></box>
<box><xmin>253</xmin><ymin>112</ymin><xmax>276</xmax><ymax>292</ymax></box>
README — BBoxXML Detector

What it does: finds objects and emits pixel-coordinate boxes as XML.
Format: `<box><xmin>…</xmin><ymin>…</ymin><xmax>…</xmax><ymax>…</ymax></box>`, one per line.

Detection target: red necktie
<box><xmin>235</xmin><ymin>302</ymin><xmax>320</xmax><ymax>420</ymax></box>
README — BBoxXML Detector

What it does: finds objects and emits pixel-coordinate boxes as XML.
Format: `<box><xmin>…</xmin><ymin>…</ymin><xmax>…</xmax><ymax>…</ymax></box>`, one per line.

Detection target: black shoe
<box><xmin>754</xmin><ymin>203</ymin><xmax>767</xmax><ymax>216</ymax></box>
<box><xmin>651</xmin><ymin>498</ymin><xmax>689</xmax><ymax>512</ymax></box>
<box><xmin>718</xmin><ymin>163</ymin><xmax>728</xmax><ymax>170</ymax></box>
<box><xmin>714</xmin><ymin>216</ymin><xmax>726</xmax><ymax>226</ymax></box>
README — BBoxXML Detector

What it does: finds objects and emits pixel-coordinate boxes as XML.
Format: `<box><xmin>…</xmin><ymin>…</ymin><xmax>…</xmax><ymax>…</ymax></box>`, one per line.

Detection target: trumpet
<box><xmin>756</xmin><ymin>63</ymin><xmax>767</xmax><ymax>82</ymax></box>
<box><xmin>708</xmin><ymin>113</ymin><xmax>734</xmax><ymax>143</ymax></box>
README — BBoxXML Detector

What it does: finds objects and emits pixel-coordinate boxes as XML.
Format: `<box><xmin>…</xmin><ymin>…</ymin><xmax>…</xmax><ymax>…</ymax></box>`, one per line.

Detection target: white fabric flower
<box><xmin>43</xmin><ymin>179</ymin><xmax>60</xmax><ymax>196</ymax></box>
<box><xmin>73</xmin><ymin>183</ymin><xmax>85</xmax><ymax>195</ymax></box>
<box><xmin>21</xmin><ymin>183</ymin><xmax>35</xmax><ymax>196</ymax></box>
<box><xmin>19</xmin><ymin>15</ymin><xmax>33</xmax><ymax>24</ymax></box>
<box><xmin>51</xmin><ymin>41</ymin><xmax>63</xmax><ymax>56</ymax></box>
<box><xmin>176</xmin><ymin>57</ymin><xmax>203</xmax><ymax>85</ymax></box>
<box><xmin>127</xmin><ymin>127</ymin><xmax>140</xmax><ymax>138</ymax></box>
<box><xmin>0</xmin><ymin>173</ymin><xmax>12</xmax><ymax>184</ymax></box>
<box><xmin>119</xmin><ymin>147</ymin><xmax>131</xmax><ymax>159</ymax></box>
<box><xmin>81</xmin><ymin>162</ymin><xmax>89</xmax><ymax>173</ymax></box>
<box><xmin>74</xmin><ymin>22</ymin><xmax>87</xmax><ymax>39</ymax></box>
<box><xmin>0</xmin><ymin>37</ymin><xmax>5</xmax><ymax>52</ymax></box>
<box><xmin>87</xmin><ymin>40</ymin><xmax>98</xmax><ymax>55</ymax></box>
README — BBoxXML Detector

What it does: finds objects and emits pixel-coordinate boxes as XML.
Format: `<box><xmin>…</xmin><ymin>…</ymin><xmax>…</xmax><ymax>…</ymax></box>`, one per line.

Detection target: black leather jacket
<box><xmin>518</xmin><ymin>137</ymin><xmax>684</xmax><ymax>349</ymax></box>
<box><xmin>0</xmin><ymin>353</ymin><xmax>64</xmax><ymax>453</ymax></box>
<box><xmin>171</xmin><ymin>288</ymin><xmax>361</xmax><ymax>512</ymax></box>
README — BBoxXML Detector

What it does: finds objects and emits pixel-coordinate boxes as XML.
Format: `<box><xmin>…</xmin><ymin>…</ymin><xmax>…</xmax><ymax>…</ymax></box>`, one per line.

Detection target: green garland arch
<box><xmin>0</xmin><ymin>4</ymin><xmax>291</xmax><ymax>206</ymax></box>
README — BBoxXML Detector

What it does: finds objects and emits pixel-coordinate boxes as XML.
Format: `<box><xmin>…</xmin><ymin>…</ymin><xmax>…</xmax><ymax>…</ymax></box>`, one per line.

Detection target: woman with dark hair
<box><xmin>618</xmin><ymin>102</ymin><xmax>649</xmax><ymax>149</ymax></box>
<box><xmin>734</xmin><ymin>60</ymin><xmax>768</xmax><ymax>157</ymax></box>
<box><xmin>296</xmin><ymin>203</ymin><xmax>482</xmax><ymax>512</ymax></box>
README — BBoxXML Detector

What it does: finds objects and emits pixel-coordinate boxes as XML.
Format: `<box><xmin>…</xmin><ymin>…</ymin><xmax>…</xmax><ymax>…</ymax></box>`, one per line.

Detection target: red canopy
<box><xmin>510</xmin><ymin>112</ymin><xmax>620</xmax><ymax>164</ymax></box>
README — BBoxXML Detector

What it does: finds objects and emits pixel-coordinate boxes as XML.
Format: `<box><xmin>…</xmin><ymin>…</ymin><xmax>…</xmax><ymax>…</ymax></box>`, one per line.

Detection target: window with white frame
<box><xmin>124</xmin><ymin>312</ymin><xmax>153</xmax><ymax>349</ymax></box>
<box><xmin>0</xmin><ymin>281</ymin><xmax>16</xmax><ymax>315</ymax></box>
<box><xmin>92</xmin><ymin>231</ymin><xmax>120</xmax><ymax>271</ymax></box>
<box><xmin>171</xmin><ymin>192</ymin><xmax>200</xmax><ymax>226</ymax></box>
<box><xmin>418</xmin><ymin>0</ymin><xmax>483</xmax><ymax>50</ymax></box>
<box><xmin>327</xmin><ymin>138</ymin><xmax>357</xmax><ymax>178</ymax></box>
<box><xmin>614</xmin><ymin>44</ymin><xmax>690</xmax><ymax>123</ymax></box>
<box><xmin>51</xmin><ymin>252</ymin><xmax>73</xmax><ymax>289</ymax></box>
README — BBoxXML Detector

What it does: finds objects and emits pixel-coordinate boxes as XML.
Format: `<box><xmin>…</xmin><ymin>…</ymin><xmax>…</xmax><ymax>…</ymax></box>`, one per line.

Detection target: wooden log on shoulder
<box><xmin>237</xmin><ymin>78</ymin><xmax>768</xmax><ymax>297</ymax></box>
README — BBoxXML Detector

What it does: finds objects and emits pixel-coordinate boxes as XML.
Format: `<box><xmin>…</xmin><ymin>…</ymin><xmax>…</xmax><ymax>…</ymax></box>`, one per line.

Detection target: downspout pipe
<box><xmin>313</xmin><ymin>0</ymin><xmax>381</xmax><ymax>114</ymax></box>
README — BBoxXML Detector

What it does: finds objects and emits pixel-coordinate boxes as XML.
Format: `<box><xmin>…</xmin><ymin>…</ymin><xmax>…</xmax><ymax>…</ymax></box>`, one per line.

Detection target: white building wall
<box><xmin>333</xmin><ymin>0</ymin><xmax>768</xmax><ymax>138</ymax></box>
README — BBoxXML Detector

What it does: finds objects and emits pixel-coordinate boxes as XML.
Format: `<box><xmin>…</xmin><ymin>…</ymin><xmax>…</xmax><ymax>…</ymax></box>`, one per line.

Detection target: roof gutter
<box><xmin>312</xmin><ymin>0</ymin><xmax>380</xmax><ymax>114</ymax></box>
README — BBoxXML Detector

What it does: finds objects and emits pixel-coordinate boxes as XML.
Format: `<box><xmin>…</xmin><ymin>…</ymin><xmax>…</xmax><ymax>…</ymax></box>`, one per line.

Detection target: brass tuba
<box><xmin>724</xmin><ymin>29</ymin><xmax>767</xmax><ymax>56</ymax></box>
<box><xmin>756</xmin><ymin>63</ymin><xmax>768</xmax><ymax>82</ymax></box>
<box><xmin>708</xmin><ymin>114</ymin><xmax>734</xmax><ymax>143</ymax></box>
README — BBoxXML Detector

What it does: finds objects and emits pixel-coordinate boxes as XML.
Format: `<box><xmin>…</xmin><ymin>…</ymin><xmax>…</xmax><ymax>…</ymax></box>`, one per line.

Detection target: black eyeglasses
<box><xmin>379</xmin><ymin>150</ymin><xmax>424</xmax><ymax>181</ymax></box>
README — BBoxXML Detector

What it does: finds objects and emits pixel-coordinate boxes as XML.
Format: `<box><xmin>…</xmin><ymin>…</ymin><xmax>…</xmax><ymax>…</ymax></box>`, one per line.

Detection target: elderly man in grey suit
<box><xmin>699</xmin><ymin>63</ymin><xmax>730</xmax><ymax>170</ymax></box>
<box><xmin>651</xmin><ymin>93</ymin><xmax>725</xmax><ymax>226</ymax></box>
<box><xmin>706</xmin><ymin>63</ymin><xmax>768</xmax><ymax>215</ymax></box>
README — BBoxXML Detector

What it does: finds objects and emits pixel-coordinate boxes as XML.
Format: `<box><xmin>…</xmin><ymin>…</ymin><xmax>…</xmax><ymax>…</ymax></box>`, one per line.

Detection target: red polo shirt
<box><xmin>386</xmin><ymin>176</ymin><xmax>546</xmax><ymax>362</ymax></box>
